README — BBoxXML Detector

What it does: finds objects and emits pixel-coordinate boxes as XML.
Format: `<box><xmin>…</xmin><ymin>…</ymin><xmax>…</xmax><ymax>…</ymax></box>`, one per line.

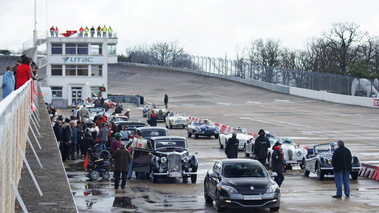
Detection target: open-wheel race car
<box><xmin>132</xmin><ymin>136</ymin><xmax>198</xmax><ymax>183</ymax></box>
<box><xmin>303</xmin><ymin>142</ymin><xmax>360</xmax><ymax>180</ymax></box>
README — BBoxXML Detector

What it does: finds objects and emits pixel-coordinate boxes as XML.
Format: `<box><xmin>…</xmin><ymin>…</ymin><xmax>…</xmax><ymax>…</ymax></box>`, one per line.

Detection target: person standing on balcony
<box><xmin>90</xmin><ymin>26</ymin><xmax>95</xmax><ymax>38</ymax></box>
<box><xmin>50</xmin><ymin>26</ymin><xmax>55</xmax><ymax>37</ymax></box>
<box><xmin>97</xmin><ymin>25</ymin><xmax>101</xmax><ymax>37</ymax></box>
<box><xmin>2</xmin><ymin>66</ymin><xmax>15</xmax><ymax>99</ymax></box>
<box><xmin>55</xmin><ymin>26</ymin><xmax>59</xmax><ymax>37</ymax></box>
<box><xmin>108</xmin><ymin>26</ymin><xmax>113</xmax><ymax>38</ymax></box>
<box><xmin>79</xmin><ymin>26</ymin><xmax>84</xmax><ymax>37</ymax></box>
<box><xmin>84</xmin><ymin>26</ymin><xmax>89</xmax><ymax>37</ymax></box>
<box><xmin>15</xmin><ymin>57</ymin><xmax>31</xmax><ymax>89</ymax></box>
<box><xmin>102</xmin><ymin>25</ymin><xmax>107</xmax><ymax>38</ymax></box>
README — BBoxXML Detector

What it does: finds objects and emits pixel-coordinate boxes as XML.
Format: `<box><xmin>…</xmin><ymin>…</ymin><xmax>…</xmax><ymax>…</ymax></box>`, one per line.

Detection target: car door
<box><xmin>209</xmin><ymin>162</ymin><xmax>221</xmax><ymax>199</ymax></box>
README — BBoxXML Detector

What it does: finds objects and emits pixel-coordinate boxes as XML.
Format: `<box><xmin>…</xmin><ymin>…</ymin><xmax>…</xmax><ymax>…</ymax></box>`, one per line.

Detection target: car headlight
<box><xmin>161</xmin><ymin>157</ymin><xmax>167</xmax><ymax>163</ymax></box>
<box><xmin>195</xmin><ymin>127</ymin><xmax>201</xmax><ymax>131</ymax></box>
<box><xmin>215</xmin><ymin>127</ymin><xmax>220</xmax><ymax>132</ymax></box>
<box><xmin>221</xmin><ymin>185</ymin><xmax>238</xmax><ymax>194</ymax></box>
<box><xmin>170</xmin><ymin>119</ymin><xmax>174</xmax><ymax>123</ymax></box>
<box><xmin>296</xmin><ymin>150</ymin><xmax>302</xmax><ymax>157</ymax></box>
<box><xmin>182</xmin><ymin>156</ymin><xmax>189</xmax><ymax>163</ymax></box>
<box><xmin>267</xmin><ymin>183</ymin><xmax>279</xmax><ymax>193</ymax></box>
<box><xmin>328</xmin><ymin>159</ymin><xmax>332</xmax><ymax>164</ymax></box>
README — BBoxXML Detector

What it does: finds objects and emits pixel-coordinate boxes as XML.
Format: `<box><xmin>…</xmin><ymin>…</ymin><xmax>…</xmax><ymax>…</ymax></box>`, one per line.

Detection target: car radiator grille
<box><xmin>235</xmin><ymin>186</ymin><xmax>267</xmax><ymax>194</ymax></box>
<box><xmin>287</xmin><ymin>150</ymin><xmax>293</xmax><ymax>160</ymax></box>
<box><xmin>168</xmin><ymin>153</ymin><xmax>182</xmax><ymax>173</ymax></box>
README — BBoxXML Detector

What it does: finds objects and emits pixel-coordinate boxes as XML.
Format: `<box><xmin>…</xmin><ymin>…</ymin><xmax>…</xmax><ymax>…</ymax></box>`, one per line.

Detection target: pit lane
<box><xmin>64</xmin><ymin>64</ymin><xmax>379</xmax><ymax>212</ymax></box>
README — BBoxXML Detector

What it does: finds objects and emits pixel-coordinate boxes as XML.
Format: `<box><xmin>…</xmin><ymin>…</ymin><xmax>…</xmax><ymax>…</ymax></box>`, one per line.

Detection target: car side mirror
<box><xmin>271</xmin><ymin>172</ymin><xmax>278</xmax><ymax>177</ymax></box>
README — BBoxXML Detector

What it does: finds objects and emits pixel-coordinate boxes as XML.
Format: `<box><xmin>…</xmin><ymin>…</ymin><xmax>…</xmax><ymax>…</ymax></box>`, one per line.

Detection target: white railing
<box><xmin>0</xmin><ymin>80</ymin><xmax>34</xmax><ymax>213</ymax></box>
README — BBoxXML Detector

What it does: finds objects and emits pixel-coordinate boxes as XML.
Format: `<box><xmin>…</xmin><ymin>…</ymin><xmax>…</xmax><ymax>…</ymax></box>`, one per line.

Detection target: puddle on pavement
<box><xmin>113</xmin><ymin>196</ymin><xmax>137</xmax><ymax>209</ymax></box>
<box><xmin>131</xmin><ymin>186</ymin><xmax>148</xmax><ymax>192</ymax></box>
<box><xmin>140</xmin><ymin>195</ymin><xmax>156</xmax><ymax>203</ymax></box>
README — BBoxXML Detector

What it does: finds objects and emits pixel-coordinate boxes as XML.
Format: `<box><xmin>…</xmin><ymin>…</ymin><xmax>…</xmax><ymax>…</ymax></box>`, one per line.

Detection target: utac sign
<box><xmin>62</xmin><ymin>56</ymin><xmax>93</xmax><ymax>63</ymax></box>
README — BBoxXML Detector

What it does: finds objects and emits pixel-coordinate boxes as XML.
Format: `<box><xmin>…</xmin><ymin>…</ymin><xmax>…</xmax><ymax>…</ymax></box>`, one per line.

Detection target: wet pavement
<box><xmin>61</xmin><ymin>64</ymin><xmax>379</xmax><ymax>212</ymax></box>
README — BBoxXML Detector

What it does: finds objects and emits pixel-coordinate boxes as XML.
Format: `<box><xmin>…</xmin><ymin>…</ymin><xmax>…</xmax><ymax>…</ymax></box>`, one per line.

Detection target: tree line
<box><xmin>121</xmin><ymin>22</ymin><xmax>379</xmax><ymax>80</ymax></box>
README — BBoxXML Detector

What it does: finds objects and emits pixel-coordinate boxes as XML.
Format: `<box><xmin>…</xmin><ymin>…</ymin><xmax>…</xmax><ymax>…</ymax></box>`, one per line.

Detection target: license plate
<box><xmin>169</xmin><ymin>172</ymin><xmax>182</xmax><ymax>177</ymax></box>
<box><xmin>244</xmin><ymin>195</ymin><xmax>262</xmax><ymax>200</ymax></box>
<box><xmin>286</xmin><ymin>160</ymin><xmax>297</xmax><ymax>163</ymax></box>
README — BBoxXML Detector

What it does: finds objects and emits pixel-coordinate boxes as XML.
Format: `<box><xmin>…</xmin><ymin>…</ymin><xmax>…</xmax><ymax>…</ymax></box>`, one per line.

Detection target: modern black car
<box><xmin>187</xmin><ymin>120</ymin><xmax>220</xmax><ymax>139</ymax></box>
<box><xmin>132</xmin><ymin>136</ymin><xmax>198</xmax><ymax>183</ymax></box>
<box><xmin>303</xmin><ymin>142</ymin><xmax>361</xmax><ymax>180</ymax></box>
<box><xmin>204</xmin><ymin>159</ymin><xmax>280</xmax><ymax>212</ymax></box>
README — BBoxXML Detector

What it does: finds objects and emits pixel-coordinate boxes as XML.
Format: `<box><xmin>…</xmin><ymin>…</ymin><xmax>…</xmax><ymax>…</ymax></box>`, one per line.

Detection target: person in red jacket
<box><xmin>15</xmin><ymin>57</ymin><xmax>31</xmax><ymax>89</ymax></box>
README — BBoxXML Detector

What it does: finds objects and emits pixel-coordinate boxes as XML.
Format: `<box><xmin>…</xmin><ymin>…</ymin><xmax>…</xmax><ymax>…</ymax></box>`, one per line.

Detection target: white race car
<box><xmin>266</xmin><ymin>137</ymin><xmax>307</xmax><ymax>169</ymax></box>
<box><xmin>218</xmin><ymin>128</ymin><xmax>254</xmax><ymax>151</ymax></box>
<box><xmin>165</xmin><ymin>112</ymin><xmax>189</xmax><ymax>129</ymax></box>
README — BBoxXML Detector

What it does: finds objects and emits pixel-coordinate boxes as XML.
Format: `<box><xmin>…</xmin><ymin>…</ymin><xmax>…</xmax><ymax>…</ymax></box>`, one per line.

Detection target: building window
<box><xmin>78</xmin><ymin>44</ymin><xmax>88</xmax><ymax>55</ymax></box>
<box><xmin>52</xmin><ymin>43</ymin><xmax>62</xmax><ymax>54</ymax></box>
<box><xmin>51</xmin><ymin>65</ymin><xmax>62</xmax><ymax>76</ymax></box>
<box><xmin>91</xmin><ymin>65</ymin><xmax>102</xmax><ymax>76</ymax></box>
<box><xmin>91</xmin><ymin>44</ymin><xmax>102</xmax><ymax>55</ymax></box>
<box><xmin>51</xmin><ymin>86</ymin><xmax>62</xmax><ymax>98</ymax></box>
<box><xmin>91</xmin><ymin>87</ymin><xmax>101</xmax><ymax>98</ymax></box>
<box><xmin>107</xmin><ymin>44</ymin><xmax>116</xmax><ymax>55</ymax></box>
<box><xmin>66</xmin><ymin>43</ymin><xmax>76</xmax><ymax>54</ymax></box>
<box><xmin>66</xmin><ymin>65</ymin><xmax>88</xmax><ymax>76</ymax></box>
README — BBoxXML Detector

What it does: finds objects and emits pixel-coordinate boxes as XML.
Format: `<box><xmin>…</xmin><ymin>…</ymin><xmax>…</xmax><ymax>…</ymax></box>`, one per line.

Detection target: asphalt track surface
<box><xmin>66</xmin><ymin>64</ymin><xmax>379</xmax><ymax>212</ymax></box>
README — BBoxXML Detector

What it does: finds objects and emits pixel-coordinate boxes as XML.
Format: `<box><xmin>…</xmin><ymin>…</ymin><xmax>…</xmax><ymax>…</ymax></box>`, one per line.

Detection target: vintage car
<box><xmin>266</xmin><ymin>137</ymin><xmax>307</xmax><ymax>169</ymax></box>
<box><xmin>71</xmin><ymin>99</ymin><xmax>85</xmax><ymax>111</ymax></box>
<box><xmin>114</xmin><ymin>121</ymin><xmax>147</xmax><ymax>137</ymax></box>
<box><xmin>87</xmin><ymin>106</ymin><xmax>106</xmax><ymax>121</ymax></box>
<box><xmin>136</xmin><ymin>126</ymin><xmax>168</xmax><ymax>140</ymax></box>
<box><xmin>303</xmin><ymin>143</ymin><xmax>360</xmax><ymax>180</ymax></box>
<box><xmin>104</xmin><ymin>99</ymin><xmax>116</xmax><ymax>109</ymax></box>
<box><xmin>218</xmin><ymin>128</ymin><xmax>254</xmax><ymax>150</ymax></box>
<box><xmin>142</xmin><ymin>105</ymin><xmax>150</xmax><ymax>117</ymax></box>
<box><xmin>245</xmin><ymin>131</ymin><xmax>277</xmax><ymax>159</ymax></box>
<box><xmin>110</xmin><ymin>114</ymin><xmax>129</xmax><ymax>122</ymax></box>
<box><xmin>187</xmin><ymin>120</ymin><xmax>220</xmax><ymax>139</ymax></box>
<box><xmin>165</xmin><ymin>112</ymin><xmax>189</xmax><ymax>129</ymax></box>
<box><xmin>132</xmin><ymin>136</ymin><xmax>198</xmax><ymax>183</ymax></box>
<box><xmin>148</xmin><ymin>104</ymin><xmax>168</xmax><ymax>121</ymax></box>
<box><xmin>204</xmin><ymin>159</ymin><xmax>280</xmax><ymax>212</ymax></box>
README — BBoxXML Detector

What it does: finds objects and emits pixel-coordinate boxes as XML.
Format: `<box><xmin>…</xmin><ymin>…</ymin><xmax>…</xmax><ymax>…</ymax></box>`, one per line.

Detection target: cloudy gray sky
<box><xmin>1</xmin><ymin>0</ymin><xmax>379</xmax><ymax>59</ymax></box>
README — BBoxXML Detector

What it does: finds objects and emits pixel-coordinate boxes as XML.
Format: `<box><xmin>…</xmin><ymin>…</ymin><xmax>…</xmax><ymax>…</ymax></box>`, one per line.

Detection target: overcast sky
<box><xmin>2</xmin><ymin>0</ymin><xmax>379</xmax><ymax>59</ymax></box>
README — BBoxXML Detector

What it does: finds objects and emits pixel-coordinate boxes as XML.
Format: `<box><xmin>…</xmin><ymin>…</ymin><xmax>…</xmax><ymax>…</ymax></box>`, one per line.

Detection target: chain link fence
<box><xmin>130</xmin><ymin>54</ymin><xmax>377</xmax><ymax>96</ymax></box>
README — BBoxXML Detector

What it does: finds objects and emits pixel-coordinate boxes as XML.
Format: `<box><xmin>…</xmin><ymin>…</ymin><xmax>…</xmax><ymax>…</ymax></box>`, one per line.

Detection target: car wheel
<box><xmin>102</xmin><ymin>171</ymin><xmax>110</xmax><ymax>180</ymax></box>
<box><xmin>351</xmin><ymin>172</ymin><xmax>359</xmax><ymax>180</ymax></box>
<box><xmin>191</xmin><ymin>174</ymin><xmax>197</xmax><ymax>183</ymax></box>
<box><xmin>245</xmin><ymin>152</ymin><xmax>250</xmax><ymax>157</ymax></box>
<box><xmin>316</xmin><ymin>163</ymin><xmax>324</xmax><ymax>180</ymax></box>
<box><xmin>219</xmin><ymin>138</ymin><xmax>224</xmax><ymax>149</ymax></box>
<box><xmin>170</xmin><ymin>123</ymin><xmax>173</xmax><ymax>129</ymax></box>
<box><xmin>286</xmin><ymin>164</ymin><xmax>293</xmax><ymax>170</ymax></box>
<box><xmin>270</xmin><ymin>206</ymin><xmax>280</xmax><ymax>211</ymax></box>
<box><xmin>183</xmin><ymin>176</ymin><xmax>188</xmax><ymax>183</ymax></box>
<box><xmin>214</xmin><ymin>134</ymin><xmax>219</xmax><ymax>139</ymax></box>
<box><xmin>300</xmin><ymin>158</ymin><xmax>305</xmax><ymax>169</ymax></box>
<box><xmin>195</xmin><ymin>134</ymin><xmax>199</xmax><ymax>139</ymax></box>
<box><xmin>303</xmin><ymin>160</ymin><xmax>310</xmax><ymax>176</ymax></box>
<box><xmin>215</xmin><ymin>191</ymin><xmax>225</xmax><ymax>212</ymax></box>
<box><xmin>90</xmin><ymin>170</ymin><xmax>100</xmax><ymax>180</ymax></box>
<box><xmin>204</xmin><ymin>182</ymin><xmax>213</xmax><ymax>203</ymax></box>
<box><xmin>187</xmin><ymin>132</ymin><xmax>192</xmax><ymax>137</ymax></box>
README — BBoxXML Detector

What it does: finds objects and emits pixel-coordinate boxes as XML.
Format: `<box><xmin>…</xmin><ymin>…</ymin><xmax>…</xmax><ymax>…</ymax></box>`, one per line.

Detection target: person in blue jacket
<box><xmin>2</xmin><ymin>66</ymin><xmax>15</xmax><ymax>99</ymax></box>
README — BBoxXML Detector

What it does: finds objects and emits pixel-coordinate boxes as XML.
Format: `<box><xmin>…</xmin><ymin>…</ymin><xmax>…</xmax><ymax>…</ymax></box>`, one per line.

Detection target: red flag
<box><xmin>83</xmin><ymin>153</ymin><xmax>89</xmax><ymax>169</ymax></box>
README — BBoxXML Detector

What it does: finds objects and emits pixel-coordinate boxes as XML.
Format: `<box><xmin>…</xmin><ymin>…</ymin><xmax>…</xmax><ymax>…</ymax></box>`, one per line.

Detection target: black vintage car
<box><xmin>204</xmin><ymin>159</ymin><xmax>280</xmax><ymax>212</ymax></box>
<box><xmin>187</xmin><ymin>120</ymin><xmax>220</xmax><ymax>139</ymax></box>
<box><xmin>132</xmin><ymin>136</ymin><xmax>198</xmax><ymax>184</ymax></box>
<box><xmin>303</xmin><ymin>143</ymin><xmax>360</xmax><ymax>180</ymax></box>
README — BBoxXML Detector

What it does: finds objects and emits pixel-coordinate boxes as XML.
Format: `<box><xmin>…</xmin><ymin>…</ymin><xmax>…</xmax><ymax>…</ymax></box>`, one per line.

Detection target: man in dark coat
<box><xmin>147</xmin><ymin>114</ymin><xmax>157</xmax><ymax>126</ymax></box>
<box><xmin>112</xmin><ymin>142</ymin><xmax>132</xmax><ymax>189</ymax></box>
<box><xmin>115</xmin><ymin>104</ymin><xmax>123</xmax><ymax>114</ymax></box>
<box><xmin>253</xmin><ymin>129</ymin><xmax>271</xmax><ymax>166</ymax></box>
<box><xmin>271</xmin><ymin>142</ymin><xmax>285</xmax><ymax>187</ymax></box>
<box><xmin>61</xmin><ymin>118</ymin><xmax>72</xmax><ymax>162</ymax></box>
<box><xmin>332</xmin><ymin>140</ymin><xmax>352</xmax><ymax>198</ymax></box>
<box><xmin>53</xmin><ymin>120</ymin><xmax>62</xmax><ymax>150</ymax></box>
<box><xmin>225</xmin><ymin>132</ymin><xmax>239</xmax><ymax>158</ymax></box>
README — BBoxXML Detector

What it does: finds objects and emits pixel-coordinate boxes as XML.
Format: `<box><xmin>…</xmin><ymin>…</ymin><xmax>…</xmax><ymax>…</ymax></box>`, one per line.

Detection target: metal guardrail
<box><xmin>0</xmin><ymin>80</ymin><xmax>42</xmax><ymax>213</ymax></box>
<box><xmin>129</xmin><ymin>54</ymin><xmax>377</xmax><ymax>97</ymax></box>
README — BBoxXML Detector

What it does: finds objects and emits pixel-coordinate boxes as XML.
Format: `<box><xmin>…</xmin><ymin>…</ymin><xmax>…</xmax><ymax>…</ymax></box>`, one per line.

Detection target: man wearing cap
<box><xmin>112</xmin><ymin>142</ymin><xmax>132</xmax><ymax>189</ymax></box>
<box><xmin>332</xmin><ymin>140</ymin><xmax>352</xmax><ymax>198</ymax></box>
<box><xmin>253</xmin><ymin>129</ymin><xmax>271</xmax><ymax>166</ymax></box>
<box><xmin>271</xmin><ymin>142</ymin><xmax>285</xmax><ymax>187</ymax></box>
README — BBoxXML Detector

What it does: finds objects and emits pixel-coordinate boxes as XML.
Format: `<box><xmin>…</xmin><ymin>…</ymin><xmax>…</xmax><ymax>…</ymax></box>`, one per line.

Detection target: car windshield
<box><xmin>141</xmin><ymin>130</ymin><xmax>167</xmax><ymax>138</ymax></box>
<box><xmin>314</xmin><ymin>144</ymin><xmax>335</xmax><ymax>154</ymax></box>
<box><xmin>156</xmin><ymin>140</ymin><xmax>186</xmax><ymax>149</ymax></box>
<box><xmin>222</xmin><ymin>163</ymin><xmax>267</xmax><ymax>178</ymax></box>
<box><xmin>280</xmin><ymin>138</ymin><xmax>295</xmax><ymax>145</ymax></box>
<box><xmin>113</xmin><ymin>117</ymin><xmax>128</xmax><ymax>122</ymax></box>
<box><xmin>235</xmin><ymin>128</ymin><xmax>247</xmax><ymax>134</ymax></box>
